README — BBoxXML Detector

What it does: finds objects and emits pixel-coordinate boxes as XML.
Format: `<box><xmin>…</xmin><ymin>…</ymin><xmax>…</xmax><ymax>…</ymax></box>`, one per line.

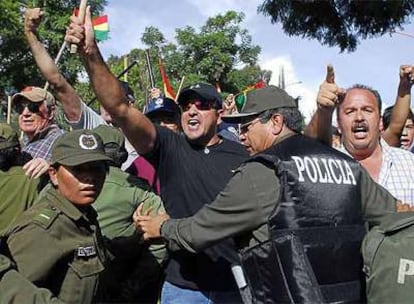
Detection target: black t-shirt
<box><xmin>145</xmin><ymin>126</ymin><xmax>248</xmax><ymax>291</ymax></box>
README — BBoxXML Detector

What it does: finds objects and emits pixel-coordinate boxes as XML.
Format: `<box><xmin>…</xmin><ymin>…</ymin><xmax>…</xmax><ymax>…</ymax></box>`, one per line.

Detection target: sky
<box><xmin>97</xmin><ymin>0</ymin><xmax>414</xmax><ymax>122</ymax></box>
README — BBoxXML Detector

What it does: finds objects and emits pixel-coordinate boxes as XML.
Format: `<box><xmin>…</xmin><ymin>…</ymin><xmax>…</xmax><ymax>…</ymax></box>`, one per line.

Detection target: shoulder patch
<box><xmin>32</xmin><ymin>205</ymin><xmax>60</xmax><ymax>230</ymax></box>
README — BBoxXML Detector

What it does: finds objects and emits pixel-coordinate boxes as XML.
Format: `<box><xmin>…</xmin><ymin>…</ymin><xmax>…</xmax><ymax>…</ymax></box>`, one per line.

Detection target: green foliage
<box><xmin>106</xmin><ymin>10</ymin><xmax>270</xmax><ymax>104</ymax></box>
<box><xmin>0</xmin><ymin>0</ymin><xmax>106</xmax><ymax>101</ymax></box>
<box><xmin>1</xmin><ymin>4</ymin><xmax>269</xmax><ymax>113</ymax></box>
<box><xmin>141</xmin><ymin>26</ymin><xmax>165</xmax><ymax>49</ymax></box>
<box><xmin>258</xmin><ymin>0</ymin><xmax>414</xmax><ymax>52</ymax></box>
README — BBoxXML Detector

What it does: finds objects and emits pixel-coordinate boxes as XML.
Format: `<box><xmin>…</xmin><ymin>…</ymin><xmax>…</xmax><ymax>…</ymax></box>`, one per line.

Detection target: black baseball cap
<box><xmin>177</xmin><ymin>83</ymin><xmax>222</xmax><ymax>108</ymax></box>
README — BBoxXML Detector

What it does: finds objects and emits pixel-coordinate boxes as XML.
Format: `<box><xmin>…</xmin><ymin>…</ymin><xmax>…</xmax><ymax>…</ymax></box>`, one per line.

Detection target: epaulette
<box><xmin>32</xmin><ymin>205</ymin><xmax>60</xmax><ymax>230</ymax></box>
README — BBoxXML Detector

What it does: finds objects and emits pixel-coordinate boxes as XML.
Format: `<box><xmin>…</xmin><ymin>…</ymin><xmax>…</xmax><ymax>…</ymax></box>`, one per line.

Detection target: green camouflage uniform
<box><xmin>1</xmin><ymin>129</ymin><xmax>112</xmax><ymax>303</ymax></box>
<box><xmin>0</xmin><ymin>166</ymin><xmax>41</xmax><ymax>234</ymax></box>
<box><xmin>93</xmin><ymin>166</ymin><xmax>166</xmax><ymax>301</ymax></box>
<box><xmin>0</xmin><ymin>253</ymin><xmax>64</xmax><ymax>303</ymax></box>
<box><xmin>3</xmin><ymin>184</ymin><xmax>109</xmax><ymax>303</ymax></box>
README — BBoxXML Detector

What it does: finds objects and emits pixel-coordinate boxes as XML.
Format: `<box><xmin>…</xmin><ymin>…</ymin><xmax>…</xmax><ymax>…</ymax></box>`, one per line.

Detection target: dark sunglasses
<box><xmin>238</xmin><ymin>117</ymin><xmax>261</xmax><ymax>134</ymax></box>
<box><xmin>180</xmin><ymin>100</ymin><xmax>217</xmax><ymax>112</ymax></box>
<box><xmin>13</xmin><ymin>101</ymin><xmax>41</xmax><ymax>115</ymax></box>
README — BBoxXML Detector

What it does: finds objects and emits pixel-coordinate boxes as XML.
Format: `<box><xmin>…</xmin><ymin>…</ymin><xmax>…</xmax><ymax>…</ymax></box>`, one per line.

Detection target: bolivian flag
<box><xmin>93</xmin><ymin>15</ymin><xmax>109</xmax><ymax>41</ymax></box>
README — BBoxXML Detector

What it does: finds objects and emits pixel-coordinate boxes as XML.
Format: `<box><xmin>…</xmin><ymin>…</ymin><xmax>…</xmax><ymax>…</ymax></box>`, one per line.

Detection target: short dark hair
<box><xmin>340</xmin><ymin>84</ymin><xmax>382</xmax><ymax>114</ymax></box>
<box><xmin>382</xmin><ymin>106</ymin><xmax>393</xmax><ymax>130</ymax></box>
<box><xmin>382</xmin><ymin>105</ymin><xmax>414</xmax><ymax>130</ymax></box>
<box><xmin>258</xmin><ymin>107</ymin><xmax>303</xmax><ymax>133</ymax></box>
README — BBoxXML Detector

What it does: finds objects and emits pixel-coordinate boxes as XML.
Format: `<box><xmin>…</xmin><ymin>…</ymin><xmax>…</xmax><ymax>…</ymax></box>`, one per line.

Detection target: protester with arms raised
<box><xmin>66</xmin><ymin>8</ymin><xmax>248</xmax><ymax>303</ymax></box>
<box><xmin>305</xmin><ymin>65</ymin><xmax>414</xmax><ymax>206</ymax></box>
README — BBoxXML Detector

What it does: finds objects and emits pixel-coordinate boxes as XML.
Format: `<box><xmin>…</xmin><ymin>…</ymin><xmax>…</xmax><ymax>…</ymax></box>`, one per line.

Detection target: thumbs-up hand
<box><xmin>317</xmin><ymin>65</ymin><xmax>345</xmax><ymax>110</ymax></box>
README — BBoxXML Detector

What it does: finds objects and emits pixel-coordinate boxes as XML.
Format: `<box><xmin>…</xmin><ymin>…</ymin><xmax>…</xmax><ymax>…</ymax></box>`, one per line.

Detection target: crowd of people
<box><xmin>1</xmin><ymin>6</ymin><xmax>414</xmax><ymax>304</ymax></box>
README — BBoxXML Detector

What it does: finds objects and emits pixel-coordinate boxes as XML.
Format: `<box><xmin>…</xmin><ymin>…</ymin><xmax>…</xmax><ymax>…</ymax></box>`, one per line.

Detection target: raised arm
<box><xmin>24</xmin><ymin>8</ymin><xmax>82</xmax><ymax>121</ymax></box>
<box><xmin>382</xmin><ymin>65</ymin><xmax>413</xmax><ymax>146</ymax></box>
<box><xmin>304</xmin><ymin>65</ymin><xmax>343</xmax><ymax>145</ymax></box>
<box><xmin>65</xmin><ymin>7</ymin><xmax>156</xmax><ymax>154</ymax></box>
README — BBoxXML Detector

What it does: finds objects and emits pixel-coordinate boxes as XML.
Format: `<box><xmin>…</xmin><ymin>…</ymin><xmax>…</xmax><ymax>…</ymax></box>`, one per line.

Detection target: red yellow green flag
<box><xmin>73</xmin><ymin>8</ymin><xmax>109</xmax><ymax>42</ymax></box>
<box><xmin>235</xmin><ymin>80</ymin><xmax>266</xmax><ymax>111</ymax></box>
<box><xmin>93</xmin><ymin>15</ymin><xmax>109</xmax><ymax>41</ymax></box>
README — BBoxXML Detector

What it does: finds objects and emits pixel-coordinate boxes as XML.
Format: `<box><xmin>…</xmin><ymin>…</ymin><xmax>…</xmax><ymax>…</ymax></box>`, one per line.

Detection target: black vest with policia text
<box><xmin>240</xmin><ymin>134</ymin><xmax>367</xmax><ymax>304</ymax></box>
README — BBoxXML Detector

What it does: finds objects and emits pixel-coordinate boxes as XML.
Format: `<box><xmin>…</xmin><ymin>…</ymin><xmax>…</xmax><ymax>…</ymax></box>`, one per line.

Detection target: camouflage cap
<box><xmin>93</xmin><ymin>125</ymin><xmax>125</xmax><ymax>147</ymax></box>
<box><xmin>222</xmin><ymin>85</ymin><xmax>297</xmax><ymax>123</ymax></box>
<box><xmin>51</xmin><ymin>130</ymin><xmax>111</xmax><ymax>166</ymax></box>
<box><xmin>11</xmin><ymin>86</ymin><xmax>55</xmax><ymax>105</ymax></box>
<box><xmin>0</xmin><ymin>123</ymin><xmax>19</xmax><ymax>150</ymax></box>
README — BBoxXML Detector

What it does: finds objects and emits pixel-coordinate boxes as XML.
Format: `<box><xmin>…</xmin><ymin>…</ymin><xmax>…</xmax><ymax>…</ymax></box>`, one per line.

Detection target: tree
<box><xmin>0</xmin><ymin>0</ymin><xmax>106</xmax><ymax>101</ymax></box>
<box><xmin>172</xmin><ymin>11</ymin><xmax>263</xmax><ymax>91</ymax></box>
<box><xmin>258</xmin><ymin>0</ymin><xmax>414</xmax><ymax>52</ymax></box>
<box><xmin>138</xmin><ymin>11</ymin><xmax>270</xmax><ymax>97</ymax></box>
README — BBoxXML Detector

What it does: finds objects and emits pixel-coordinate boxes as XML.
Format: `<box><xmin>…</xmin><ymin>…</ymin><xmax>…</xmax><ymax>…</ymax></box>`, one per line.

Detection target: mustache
<box><xmin>351</xmin><ymin>121</ymin><xmax>368</xmax><ymax>132</ymax></box>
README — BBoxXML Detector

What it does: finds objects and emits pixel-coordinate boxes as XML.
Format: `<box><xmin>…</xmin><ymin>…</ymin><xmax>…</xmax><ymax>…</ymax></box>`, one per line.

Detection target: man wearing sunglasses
<box><xmin>135</xmin><ymin>85</ymin><xmax>403</xmax><ymax>303</ymax></box>
<box><xmin>11</xmin><ymin>86</ymin><xmax>64</xmax><ymax>162</ymax></box>
<box><xmin>66</xmin><ymin>10</ymin><xmax>249</xmax><ymax>302</ymax></box>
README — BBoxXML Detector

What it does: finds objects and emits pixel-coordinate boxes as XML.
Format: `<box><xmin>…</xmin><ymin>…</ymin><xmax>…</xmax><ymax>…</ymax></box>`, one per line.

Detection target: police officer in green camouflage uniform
<box><xmin>0</xmin><ymin>123</ymin><xmax>42</xmax><ymax>234</ymax></box>
<box><xmin>92</xmin><ymin>125</ymin><xmax>167</xmax><ymax>302</ymax></box>
<box><xmin>1</xmin><ymin>129</ymin><xmax>111</xmax><ymax>303</ymax></box>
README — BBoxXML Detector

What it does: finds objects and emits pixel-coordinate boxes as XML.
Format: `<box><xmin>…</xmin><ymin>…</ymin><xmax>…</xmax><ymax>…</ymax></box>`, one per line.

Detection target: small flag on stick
<box><xmin>93</xmin><ymin>15</ymin><xmax>109</xmax><ymax>41</ymax></box>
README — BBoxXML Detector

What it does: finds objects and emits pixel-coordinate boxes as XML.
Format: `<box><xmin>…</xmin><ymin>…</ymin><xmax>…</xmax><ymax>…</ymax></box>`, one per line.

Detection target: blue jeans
<box><xmin>161</xmin><ymin>281</ymin><xmax>242</xmax><ymax>304</ymax></box>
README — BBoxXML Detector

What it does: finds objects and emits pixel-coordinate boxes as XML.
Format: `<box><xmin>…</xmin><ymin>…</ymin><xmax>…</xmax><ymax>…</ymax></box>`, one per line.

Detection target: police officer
<box><xmin>136</xmin><ymin>85</ymin><xmax>400</xmax><ymax>303</ymax></box>
<box><xmin>1</xmin><ymin>130</ymin><xmax>111</xmax><ymax>303</ymax></box>
<box><xmin>92</xmin><ymin>125</ymin><xmax>166</xmax><ymax>302</ymax></box>
<box><xmin>0</xmin><ymin>123</ymin><xmax>42</xmax><ymax>234</ymax></box>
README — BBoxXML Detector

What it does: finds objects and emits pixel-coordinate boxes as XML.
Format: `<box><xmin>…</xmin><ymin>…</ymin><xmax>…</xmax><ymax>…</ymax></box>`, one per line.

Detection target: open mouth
<box><xmin>187</xmin><ymin>119</ymin><xmax>200</xmax><ymax>129</ymax></box>
<box><xmin>352</xmin><ymin>124</ymin><xmax>368</xmax><ymax>139</ymax></box>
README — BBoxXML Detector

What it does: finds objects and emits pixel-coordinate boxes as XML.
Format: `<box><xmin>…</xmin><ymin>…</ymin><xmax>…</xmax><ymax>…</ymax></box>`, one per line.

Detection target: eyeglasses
<box><xmin>180</xmin><ymin>100</ymin><xmax>217</xmax><ymax>112</ymax></box>
<box><xmin>13</xmin><ymin>101</ymin><xmax>41</xmax><ymax>115</ymax></box>
<box><xmin>239</xmin><ymin>117</ymin><xmax>261</xmax><ymax>134</ymax></box>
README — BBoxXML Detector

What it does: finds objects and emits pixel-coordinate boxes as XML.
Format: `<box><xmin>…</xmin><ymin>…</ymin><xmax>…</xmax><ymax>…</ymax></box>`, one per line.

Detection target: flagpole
<box><xmin>7</xmin><ymin>95</ymin><xmax>12</xmax><ymax>124</ymax></box>
<box><xmin>124</xmin><ymin>56</ymin><xmax>128</xmax><ymax>82</ymax></box>
<box><xmin>70</xmin><ymin>0</ymin><xmax>87</xmax><ymax>54</ymax></box>
<box><xmin>175</xmin><ymin>76</ymin><xmax>185</xmax><ymax>103</ymax></box>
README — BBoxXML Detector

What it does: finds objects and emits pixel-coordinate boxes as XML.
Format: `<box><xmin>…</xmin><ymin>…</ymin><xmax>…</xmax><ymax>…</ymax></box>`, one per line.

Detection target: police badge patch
<box><xmin>79</xmin><ymin>134</ymin><xmax>98</xmax><ymax>150</ymax></box>
<box><xmin>77</xmin><ymin>245</ymin><xmax>97</xmax><ymax>257</ymax></box>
